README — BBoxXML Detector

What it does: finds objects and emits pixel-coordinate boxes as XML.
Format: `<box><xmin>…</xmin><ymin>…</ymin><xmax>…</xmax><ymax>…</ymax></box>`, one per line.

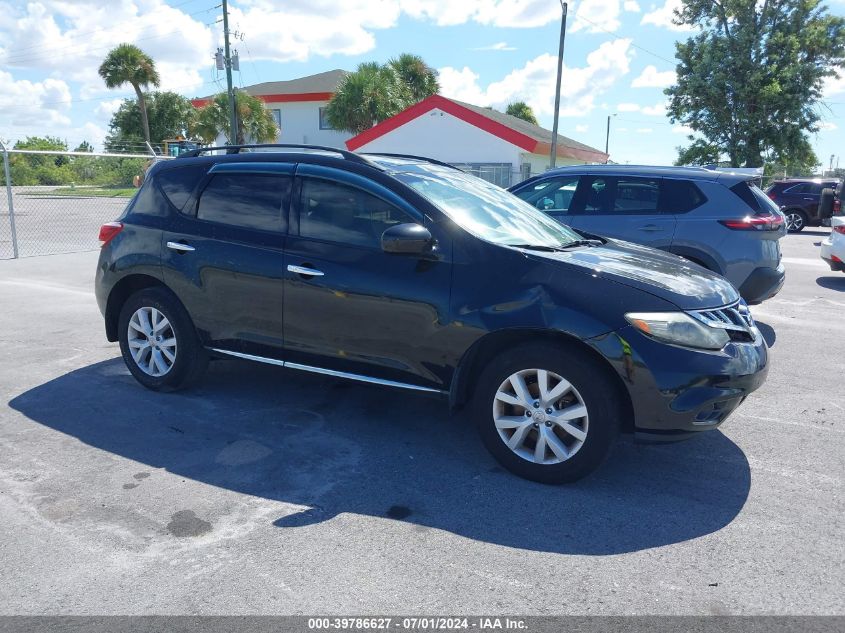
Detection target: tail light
<box><xmin>767</xmin><ymin>192</ymin><xmax>777</xmax><ymax>201</ymax></box>
<box><xmin>834</xmin><ymin>199</ymin><xmax>841</xmax><ymax>214</ymax></box>
<box><xmin>719</xmin><ymin>213</ymin><xmax>784</xmax><ymax>231</ymax></box>
<box><xmin>833</xmin><ymin>225</ymin><xmax>845</xmax><ymax>236</ymax></box>
<box><xmin>98</xmin><ymin>222</ymin><xmax>123</xmax><ymax>247</ymax></box>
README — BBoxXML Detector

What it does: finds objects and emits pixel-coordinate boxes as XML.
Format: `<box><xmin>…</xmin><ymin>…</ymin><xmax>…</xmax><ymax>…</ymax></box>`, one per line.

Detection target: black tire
<box><xmin>471</xmin><ymin>342</ymin><xmax>622</xmax><ymax>484</ymax></box>
<box><xmin>785</xmin><ymin>210</ymin><xmax>807</xmax><ymax>233</ymax></box>
<box><xmin>117</xmin><ymin>286</ymin><xmax>208</xmax><ymax>391</ymax></box>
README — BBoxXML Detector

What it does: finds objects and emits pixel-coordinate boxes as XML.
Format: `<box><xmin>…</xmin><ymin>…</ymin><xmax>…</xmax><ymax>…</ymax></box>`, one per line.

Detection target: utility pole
<box><xmin>222</xmin><ymin>0</ymin><xmax>238</xmax><ymax>145</ymax></box>
<box><xmin>549</xmin><ymin>1</ymin><xmax>568</xmax><ymax>170</ymax></box>
<box><xmin>604</xmin><ymin>114</ymin><xmax>616</xmax><ymax>164</ymax></box>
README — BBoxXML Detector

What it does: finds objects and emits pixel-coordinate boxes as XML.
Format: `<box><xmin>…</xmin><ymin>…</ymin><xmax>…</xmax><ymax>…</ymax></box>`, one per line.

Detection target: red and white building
<box><xmin>192</xmin><ymin>72</ymin><xmax>607</xmax><ymax>186</ymax></box>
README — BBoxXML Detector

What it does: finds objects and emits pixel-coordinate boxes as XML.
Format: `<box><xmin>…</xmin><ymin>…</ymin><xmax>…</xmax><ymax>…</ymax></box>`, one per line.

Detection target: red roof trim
<box><xmin>346</xmin><ymin>95</ymin><xmax>540</xmax><ymax>152</ymax></box>
<box><xmin>190</xmin><ymin>92</ymin><xmax>334</xmax><ymax>108</ymax></box>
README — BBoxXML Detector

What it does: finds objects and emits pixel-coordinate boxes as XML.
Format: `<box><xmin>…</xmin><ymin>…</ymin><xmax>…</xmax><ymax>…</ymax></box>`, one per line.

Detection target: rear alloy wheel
<box><xmin>472</xmin><ymin>343</ymin><xmax>621</xmax><ymax>483</ymax></box>
<box><xmin>118</xmin><ymin>287</ymin><xmax>208</xmax><ymax>391</ymax></box>
<box><xmin>785</xmin><ymin>211</ymin><xmax>806</xmax><ymax>233</ymax></box>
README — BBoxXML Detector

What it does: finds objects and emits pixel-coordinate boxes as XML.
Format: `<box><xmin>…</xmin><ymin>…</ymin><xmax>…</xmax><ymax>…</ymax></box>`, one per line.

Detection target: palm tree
<box><xmin>388</xmin><ymin>53</ymin><xmax>439</xmax><ymax>104</ymax></box>
<box><xmin>99</xmin><ymin>44</ymin><xmax>160</xmax><ymax>145</ymax></box>
<box><xmin>193</xmin><ymin>91</ymin><xmax>278</xmax><ymax>145</ymax></box>
<box><xmin>505</xmin><ymin>102</ymin><xmax>539</xmax><ymax>126</ymax></box>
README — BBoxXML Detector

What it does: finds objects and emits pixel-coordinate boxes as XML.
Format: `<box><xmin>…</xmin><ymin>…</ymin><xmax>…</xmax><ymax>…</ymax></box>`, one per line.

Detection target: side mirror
<box><xmin>381</xmin><ymin>223</ymin><xmax>434</xmax><ymax>255</ymax></box>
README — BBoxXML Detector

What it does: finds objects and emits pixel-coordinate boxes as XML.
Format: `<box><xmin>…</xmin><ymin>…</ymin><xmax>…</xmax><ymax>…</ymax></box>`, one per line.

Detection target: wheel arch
<box><xmin>105</xmin><ymin>274</ymin><xmax>171</xmax><ymax>342</ymax></box>
<box><xmin>664</xmin><ymin>245</ymin><xmax>722</xmax><ymax>275</ymax></box>
<box><xmin>449</xmin><ymin>328</ymin><xmax>635</xmax><ymax>433</ymax></box>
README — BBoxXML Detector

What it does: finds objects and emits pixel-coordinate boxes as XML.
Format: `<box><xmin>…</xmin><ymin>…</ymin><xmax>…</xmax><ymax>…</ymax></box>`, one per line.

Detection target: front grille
<box><xmin>689</xmin><ymin>301</ymin><xmax>757</xmax><ymax>343</ymax></box>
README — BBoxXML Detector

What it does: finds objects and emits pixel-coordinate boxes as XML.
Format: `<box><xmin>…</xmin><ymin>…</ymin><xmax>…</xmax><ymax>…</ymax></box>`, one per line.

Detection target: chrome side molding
<box><xmin>208</xmin><ymin>347</ymin><xmax>446</xmax><ymax>394</ymax></box>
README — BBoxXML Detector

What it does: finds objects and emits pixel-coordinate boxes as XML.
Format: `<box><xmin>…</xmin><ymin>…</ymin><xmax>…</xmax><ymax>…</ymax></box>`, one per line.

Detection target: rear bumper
<box><xmin>820</xmin><ymin>239</ymin><xmax>845</xmax><ymax>271</ymax></box>
<box><xmin>738</xmin><ymin>263</ymin><xmax>785</xmax><ymax>305</ymax></box>
<box><xmin>589</xmin><ymin>325</ymin><xmax>769</xmax><ymax>440</ymax></box>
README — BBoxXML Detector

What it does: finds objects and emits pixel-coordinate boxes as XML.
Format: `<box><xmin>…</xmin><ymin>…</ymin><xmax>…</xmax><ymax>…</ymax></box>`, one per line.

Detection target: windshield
<box><xmin>393</xmin><ymin>165</ymin><xmax>582</xmax><ymax>247</ymax></box>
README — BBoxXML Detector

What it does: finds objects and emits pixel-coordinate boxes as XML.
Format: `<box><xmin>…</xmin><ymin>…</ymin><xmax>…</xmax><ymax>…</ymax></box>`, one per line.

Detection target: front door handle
<box><xmin>803</xmin><ymin>197</ymin><xmax>815</xmax><ymax>201</ymax></box>
<box><xmin>287</xmin><ymin>264</ymin><xmax>325</xmax><ymax>277</ymax></box>
<box><xmin>638</xmin><ymin>224</ymin><xmax>663</xmax><ymax>232</ymax></box>
<box><xmin>166</xmin><ymin>241</ymin><xmax>195</xmax><ymax>252</ymax></box>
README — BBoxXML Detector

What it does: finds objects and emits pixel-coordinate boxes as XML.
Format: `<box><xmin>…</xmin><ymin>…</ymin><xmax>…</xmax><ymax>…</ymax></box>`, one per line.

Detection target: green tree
<box><xmin>104</xmin><ymin>91</ymin><xmax>196</xmax><ymax>152</ymax></box>
<box><xmin>505</xmin><ymin>101</ymin><xmax>539</xmax><ymax>125</ymax></box>
<box><xmin>98</xmin><ymin>44</ymin><xmax>160</xmax><ymax>145</ymax></box>
<box><xmin>666</xmin><ymin>0</ymin><xmax>845</xmax><ymax>168</ymax></box>
<box><xmin>193</xmin><ymin>90</ymin><xmax>278</xmax><ymax>145</ymax></box>
<box><xmin>74</xmin><ymin>141</ymin><xmax>94</xmax><ymax>153</ymax></box>
<box><xmin>326</xmin><ymin>54</ymin><xmax>439</xmax><ymax>134</ymax></box>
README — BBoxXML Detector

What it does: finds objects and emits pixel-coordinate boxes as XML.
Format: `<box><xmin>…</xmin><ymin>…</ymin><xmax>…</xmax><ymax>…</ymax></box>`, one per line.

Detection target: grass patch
<box><xmin>27</xmin><ymin>187</ymin><xmax>137</xmax><ymax>198</ymax></box>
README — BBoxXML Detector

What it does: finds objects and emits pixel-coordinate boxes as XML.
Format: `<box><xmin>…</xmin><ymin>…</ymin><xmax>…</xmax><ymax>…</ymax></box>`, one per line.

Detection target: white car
<box><xmin>820</xmin><ymin>216</ymin><xmax>845</xmax><ymax>272</ymax></box>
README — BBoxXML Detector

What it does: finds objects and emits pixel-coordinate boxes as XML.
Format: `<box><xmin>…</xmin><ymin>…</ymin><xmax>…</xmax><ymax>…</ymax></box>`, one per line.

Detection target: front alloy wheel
<box><xmin>493</xmin><ymin>369</ymin><xmax>589</xmax><ymax>465</ymax></box>
<box><xmin>127</xmin><ymin>307</ymin><xmax>177</xmax><ymax>377</ymax></box>
<box><xmin>785</xmin><ymin>211</ymin><xmax>805</xmax><ymax>232</ymax></box>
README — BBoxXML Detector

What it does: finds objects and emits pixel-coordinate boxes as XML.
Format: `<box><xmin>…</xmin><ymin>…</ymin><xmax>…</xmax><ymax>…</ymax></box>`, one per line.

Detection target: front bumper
<box><xmin>589</xmin><ymin>325</ymin><xmax>768</xmax><ymax>441</ymax></box>
<box><xmin>738</xmin><ymin>263</ymin><xmax>785</xmax><ymax>305</ymax></box>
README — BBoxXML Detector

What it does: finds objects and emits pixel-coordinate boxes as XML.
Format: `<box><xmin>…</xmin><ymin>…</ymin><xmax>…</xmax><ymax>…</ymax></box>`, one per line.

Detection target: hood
<box><xmin>523</xmin><ymin>239</ymin><xmax>739</xmax><ymax>310</ymax></box>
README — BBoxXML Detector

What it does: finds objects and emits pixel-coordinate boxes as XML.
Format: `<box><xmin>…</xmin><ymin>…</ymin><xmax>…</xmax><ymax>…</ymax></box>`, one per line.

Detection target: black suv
<box><xmin>95</xmin><ymin>145</ymin><xmax>769</xmax><ymax>483</ymax></box>
<box><xmin>765</xmin><ymin>178</ymin><xmax>841</xmax><ymax>232</ymax></box>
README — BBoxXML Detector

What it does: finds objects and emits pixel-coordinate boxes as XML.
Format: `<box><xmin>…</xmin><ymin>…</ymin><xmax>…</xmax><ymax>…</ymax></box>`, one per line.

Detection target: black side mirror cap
<box><xmin>381</xmin><ymin>223</ymin><xmax>434</xmax><ymax>255</ymax></box>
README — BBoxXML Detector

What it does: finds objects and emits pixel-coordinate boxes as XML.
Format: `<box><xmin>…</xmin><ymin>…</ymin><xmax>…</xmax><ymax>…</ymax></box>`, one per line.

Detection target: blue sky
<box><xmin>1</xmin><ymin>0</ymin><xmax>843</xmax><ymax>167</ymax></box>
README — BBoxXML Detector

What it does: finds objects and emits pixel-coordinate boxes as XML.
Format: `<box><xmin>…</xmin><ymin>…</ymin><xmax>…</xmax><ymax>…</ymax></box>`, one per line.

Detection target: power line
<box><xmin>573</xmin><ymin>13</ymin><xmax>677</xmax><ymax>66</ymax></box>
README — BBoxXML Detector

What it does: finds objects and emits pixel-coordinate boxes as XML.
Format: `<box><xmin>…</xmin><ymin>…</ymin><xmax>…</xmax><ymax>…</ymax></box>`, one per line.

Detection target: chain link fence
<box><xmin>0</xmin><ymin>143</ymin><xmax>171</xmax><ymax>259</ymax></box>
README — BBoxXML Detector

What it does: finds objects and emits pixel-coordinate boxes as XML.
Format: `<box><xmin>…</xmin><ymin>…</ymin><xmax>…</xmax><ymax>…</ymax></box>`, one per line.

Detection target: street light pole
<box><xmin>222</xmin><ymin>0</ymin><xmax>238</xmax><ymax>145</ymax></box>
<box><xmin>549</xmin><ymin>1</ymin><xmax>568</xmax><ymax>170</ymax></box>
<box><xmin>604</xmin><ymin>113</ymin><xmax>616</xmax><ymax>164</ymax></box>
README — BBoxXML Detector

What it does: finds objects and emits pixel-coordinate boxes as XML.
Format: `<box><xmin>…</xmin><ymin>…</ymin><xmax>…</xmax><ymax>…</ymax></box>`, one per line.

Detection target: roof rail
<box><xmin>361</xmin><ymin>152</ymin><xmax>461</xmax><ymax>171</ymax></box>
<box><xmin>178</xmin><ymin>143</ymin><xmax>378</xmax><ymax>167</ymax></box>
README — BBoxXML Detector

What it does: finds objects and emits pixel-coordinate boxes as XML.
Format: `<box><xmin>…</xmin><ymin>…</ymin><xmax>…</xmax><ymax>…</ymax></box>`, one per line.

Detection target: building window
<box><xmin>269</xmin><ymin>108</ymin><xmax>281</xmax><ymax>131</ymax></box>
<box><xmin>319</xmin><ymin>107</ymin><xmax>333</xmax><ymax>130</ymax></box>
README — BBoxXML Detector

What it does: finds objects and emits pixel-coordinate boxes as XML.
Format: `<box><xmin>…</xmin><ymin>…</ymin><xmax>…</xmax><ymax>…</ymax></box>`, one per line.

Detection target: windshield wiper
<box><xmin>557</xmin><ymin>239</ymin><xmax>604</xmax><ymax>248</ymax></box>
<box><xmin>509</xmin><ymin>244</ymin><xmax>565</xmax><ymax>251</ymax></box>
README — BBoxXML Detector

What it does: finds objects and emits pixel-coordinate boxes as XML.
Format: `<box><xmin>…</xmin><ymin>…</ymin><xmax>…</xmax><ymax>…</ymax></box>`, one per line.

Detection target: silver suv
<box><xmin>509</xmin><ymin>165</ymin><xmax>786</xmax><ymax>304</ymax></box>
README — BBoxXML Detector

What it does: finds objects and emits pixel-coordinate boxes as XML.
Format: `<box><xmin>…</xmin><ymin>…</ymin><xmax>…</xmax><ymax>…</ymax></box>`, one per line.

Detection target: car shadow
<box><xmin>755</xmin><ymin>320</ymin><xmax>777</xmax><ymax>346</ymax></box>
<box><xmin>8</xmin><ymin>358</ymin><xmax>752</xmax><ymax>555</ymax></box>
<box><xmin>816</xmin><ymin>276</ymin><xmax>845</xmax><ymax>291</ymax></box>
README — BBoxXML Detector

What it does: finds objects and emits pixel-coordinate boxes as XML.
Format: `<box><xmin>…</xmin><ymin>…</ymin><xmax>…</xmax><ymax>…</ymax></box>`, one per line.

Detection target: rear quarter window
<box><xmin>154</xmin><ymin>163</ymin><xmax>210</xmax><ymax>212</ymax></box>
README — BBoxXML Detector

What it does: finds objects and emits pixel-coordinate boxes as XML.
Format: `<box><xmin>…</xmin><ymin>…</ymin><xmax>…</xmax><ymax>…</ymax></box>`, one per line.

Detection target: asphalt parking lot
<box><xmin>0</xmin><ymin>230</ymin><xmax>842</xmax><ymax>615</ymax></box>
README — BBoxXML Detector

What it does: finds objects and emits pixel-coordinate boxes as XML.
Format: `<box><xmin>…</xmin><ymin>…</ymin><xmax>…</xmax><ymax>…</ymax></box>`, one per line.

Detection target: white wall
<box><xmin>353</xmin><ymin>108</ymin><xmax>523</xmax><ymax>167</ymax></box>
<box><xmin>265</xmin><ymin>101</ymin><xmax>351</xmax><ymax>148</ymax></box>
<box><xmin>521</xmin><ymin>152</ymin><xmax>586</xmax><ymax>178</ymax></box>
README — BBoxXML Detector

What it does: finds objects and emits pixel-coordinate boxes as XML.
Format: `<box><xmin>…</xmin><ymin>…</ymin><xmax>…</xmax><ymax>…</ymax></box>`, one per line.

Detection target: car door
<box><xmin>567</xmin><ymin>175</ymin><xmax>676</xmax><ymax>248</ymax></box>
<box><xmin>283</xmin><ymin>164</ymin><xmax>452</xmax><ymax>390</ymax></box>
<box><xmin>161</xmin><ymin>162</ymin><xmax>292</xmax><ymax>358</ymax></box>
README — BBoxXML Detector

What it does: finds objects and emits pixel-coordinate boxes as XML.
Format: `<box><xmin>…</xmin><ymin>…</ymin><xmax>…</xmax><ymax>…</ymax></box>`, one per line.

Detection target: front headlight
<box><xmin>625</xmin><ymin>311</ymin><xmax>730</xmax><ymax>350</ymax></box>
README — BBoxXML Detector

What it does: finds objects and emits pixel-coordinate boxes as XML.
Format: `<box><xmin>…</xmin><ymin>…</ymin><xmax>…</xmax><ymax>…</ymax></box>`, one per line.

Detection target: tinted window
<box><xmin>128</xmin><ymin>178</ymin><xmax>168</xmax><ymax>217</ymax></box>
<box><xmin>155</xmin><ymin>164</ymin><xmax>208</xmax><ymax>211</ymax></box>
<box><xmin>299</xmin><ymin>178</ymin><xmax>414</xmax><ymax>248</ymax></box>
<box><xmin>660</xmin><ymin>179</ymin><xmax>707</xmax><ymax>214</ymax></box>
<box><xmin>731</xmin><ymin>181</ymin><xmax>779</xmax><ymax>214</ymax></box>
<box><xmin>581</xmin><ymin>176</ymin><xmax>659</xmax><ymax>215</ymax></box>
<box><xmin>785</xmin><ymin>183</ymin><xmax>812</xmax><ymax>194</ymax></box>
<box><xmin>514</xmin><ymin>176</ymin><xmax>581</xmax><ymax>214</ymax></box>
<box><xmin>197</xmin><ymin>173</ymin><xmax>290</xmax><ymax>232</ymax></box>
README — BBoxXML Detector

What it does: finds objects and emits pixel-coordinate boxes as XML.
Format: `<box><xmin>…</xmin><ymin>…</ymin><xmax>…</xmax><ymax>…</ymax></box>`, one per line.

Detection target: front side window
<box><xmin>197</xmin><ymin>173</ymin><xmax>290</xmax><ymax>232</ymax></box>
<box><xmin>299</xmin><ymin>178</ymin><xmax>414</xmax><ymax>248</ymax></box>
<box><xmin>514</xmin><ymin>176</ymin><xmax>581</xmax><ymax>215</ymax></box>
<box><xmin>395</xmin><ymin>166</ymin><xmax>582</xmax><ymax>248</ymax></box>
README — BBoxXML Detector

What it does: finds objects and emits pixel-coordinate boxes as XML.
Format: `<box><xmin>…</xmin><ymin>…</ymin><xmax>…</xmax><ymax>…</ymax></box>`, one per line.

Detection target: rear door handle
<box><xmin>287</xmin><ymin>264</ymin><xmax>324</xmax><ymax>277</ymax></box>
<box><xmin>166</xmin><ymin>241</ymin><xmax>195</xmax><ymax>252</ymax></box>
<box><xmin>638</xmin><ymin>224</ymin><xmax>663</xmax><ymax>232</ymax></box>
<box><xmin>803</xmin><ymin>197</ymin><xmax>815</xmax><ymax>201</ymax></box>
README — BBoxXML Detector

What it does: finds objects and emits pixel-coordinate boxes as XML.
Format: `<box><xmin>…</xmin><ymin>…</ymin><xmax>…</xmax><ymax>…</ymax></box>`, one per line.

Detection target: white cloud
<box><xmin>472</xmin><ymin>42</ymin><xmax>517</xmax><ymax>51</ymax></box>
<box><xmin>572</xmin><ymin>0</ymin><xmax>622</xmax><ymax>34</ymax></box>
<box><xmin>823</xmin><ymin>71</ymin><xmax>845</xmax><ymax>97</ymax></box>
<box><xmin>818</xmin><ymin>121</ymin><xmax>838</xmax><ymax>131</ymax></box>
<box><xmin>616</xmin><ymin>127</ymin><xmax>629</xmax><ymax>132</ymax></box>
<box><xmin>635</xmin><ymin>127</ymin><xmax>653</xmax><ymax>133</ymax></box>
<box><xmin>94</xmin><ymin>98</ymin><xmax>125</xmax><ymax>121</ymax></box>
<box><xmin>672</xmin><ymin>124</ymin><xmax>694</xmax><ymax>134</ymax></box>
<box><xmin>0</xmin><ymin>70</ymin><xmax>72</xmax><ymax>127</ymax></box>
<box><xmin>641</xmin><ymin>0</ymin><xmax>695</xmax><ymax>31</ymax></box>
<box><xmin>617</xmin><ymin>102</ymin><xmax>642</xmax><ymax>112</ymax></box>
<box><xmin>576</xmin><ymin>124</ymin><xmax>589</xmax><ymax>133</ymax></box>
<box><xmin>439</xmin><ymin>39</ymin><xmax>634</xmax><ymax>119</ymax></box>
<box><xmin>642</xmin><ymin>101</ymin><xmax>668</xmax><ymax>116</ymax></box>
<box><xmin>624</xmin><ymin>0</ymin><xmax>641</xmax><ymax>12</ymax></box>
<box><xmin>631</xmin><ymin>65</ymin><xmax>675</xmax><ymax>88</ymax></box>
<box><xmin>400</xmin><ymin>0</ymin><xmax>561</xmax><ymax>27</ymax></box>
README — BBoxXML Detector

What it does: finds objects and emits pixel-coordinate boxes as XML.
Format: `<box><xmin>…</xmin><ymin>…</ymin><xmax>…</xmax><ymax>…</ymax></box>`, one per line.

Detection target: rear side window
<box><xmin>659</xmin><ymin>179</ymin><xmax>707</xmax><ymax>214</ymax></box>
<box><xmin>580</xmin><ymin>176</ymin><xmax>660</xmax><ymax>215</ymax></box>
<box><xmin>197</xmin><ymin>173</ymin><xmax>290</xmax><ymax>232</ymax></box>
<box><xmin>299</xmin><ymin>178</ymin><xmax>414</xmax><ymax>249</ymax></box>
<box><xmin>155</xmin><ymin>164</ymin><xmax>209</xmax><ymax>212</ymax></box>
<box><xmin>784</xmin><ymin>182</ymin><xmax>813</xmax><ymax>194</ymax></box>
